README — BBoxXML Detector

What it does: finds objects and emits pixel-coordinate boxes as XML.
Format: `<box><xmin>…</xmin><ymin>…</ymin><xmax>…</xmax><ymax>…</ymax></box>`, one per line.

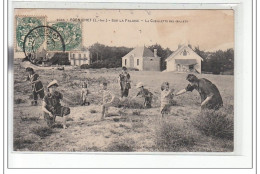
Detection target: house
<box><xmin>165</xmin><ymin>45</ymin><xmax>203</xmax><ymax>73</ymax></box>
<box><xmin>69</xmin><ymin>50</ymin><xmax>91</xmax><ymax>66</ymax></box>
<box><xmin>122</xmin><ymin>46</ymin><xmax>161</xmax><ymax>71</ymax></box>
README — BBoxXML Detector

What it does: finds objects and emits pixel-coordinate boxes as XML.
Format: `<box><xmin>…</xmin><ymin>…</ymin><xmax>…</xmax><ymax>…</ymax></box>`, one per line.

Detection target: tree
<box><xmin>205</xmin><ymin>48</ymin><xmax>234</xmax><ymax>74</ymax></box>
<box><xmin>84</xmin><ymin>43</ymin><xmax>132</xmax><ymax>68</ymax></box>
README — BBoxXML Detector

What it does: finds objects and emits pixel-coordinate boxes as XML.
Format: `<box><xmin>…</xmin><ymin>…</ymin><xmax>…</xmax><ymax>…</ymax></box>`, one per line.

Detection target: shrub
<box><xmin>90</xmin><ymin>109</ymin><xmax>97</xmax><ymax>113</ymax></box>
<box><xmin>192</xmin><ymin>108</ymin><xmax>234</xmax><ymax>140</ymax></box>
<box><xmin>122</xmin><ymin>100</ymin><xmax>144</xmax><ymax>109</ymax></box>
<box><xmin>13</xmin><ymin>138</ymin><xmax>34</xmax><ymax>150</ymax></box>
<box><xmin>106</xmin><ymin>138</ymin><xmax>135</xmax><ymax>152</ymax></box>
<box><xmin>155</xmin><ymin>121</ymin><xmax>197</xmax><ymax>152</ymax></box>
<box><xmin>31</xmin><ymin>126</ymin><xmax>54</xmax><ymax>138</ymax></box>
<box><xmin>80</xmin><ymin>60</ymin><xmax>121</xmax><ymax>69</ymax></box>
<box><xmin>132</xmin><ymin>110</ymin><xmax>141</xmax><ymax>116</ymax></box>
<box><xmin>14</xmin><ymin>98</ymin><xmax>26</xmax><ymax>104</ymax></box>
<box><xmin>19</xmin><ymin>111</ymin><xmax>40</xmax><ymax>122</ymax></box>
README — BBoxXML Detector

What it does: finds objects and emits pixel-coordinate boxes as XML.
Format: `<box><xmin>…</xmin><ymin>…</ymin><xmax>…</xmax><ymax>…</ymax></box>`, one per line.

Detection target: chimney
<box><xmin>178</xmin><ymin>44</ymin><xmax>182</xmax><ymax>49</ymax></box>
<box><xmin>154</xmin><ymin>49</ymin><xmax>157</xmax><ymax>57</ymax></box>
<box><xmin>188</xmin><ymin>44</ymin><xmax>192</xmax><ymax>49</ymax></box>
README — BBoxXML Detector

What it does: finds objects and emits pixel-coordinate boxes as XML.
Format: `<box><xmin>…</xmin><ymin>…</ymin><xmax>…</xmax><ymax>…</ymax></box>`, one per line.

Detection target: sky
<box><xmin>14</xmin><ymin>9</ymin><xmax>234</xmax><ymax>53</ymax></box>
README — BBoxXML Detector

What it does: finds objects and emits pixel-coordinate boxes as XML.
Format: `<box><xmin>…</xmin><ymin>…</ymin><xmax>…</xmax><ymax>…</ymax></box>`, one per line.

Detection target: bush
<box><xmin>49</xmin><ymin>52</ymin><xmax>70</xmax><ymax>65</ymax></box>
<box><xmin>19</xmin><ymin>111</ymin><xmax>40</xmax><ymax>122</ymax></box>
<box><xmin>31</xmin><ymin>126</ymin><xmax>54</xmax><ymax>138</ymax></box>
<box><xmin>121</xmin><ymin>99</ymin><xmax>144</xmax><ymax>109</ymax></box>
<box><xmin>80</xmin><ymin>60</ymin><xmax>121</xmax><ymax>69</ymax></box>
<box><xmin>155</xmin><ymin>121</ymin><xmax>197</xmax><ymax>152</ymax></box>
<box><xmin>14</xmin><ymin>98</ymin><xmax>26</xmax><ymax>104</ymax></box>
<box><xmin>106</xmin><ymin>138</ymin><xmax>135</xmax><ymax>152</ymax></box>
<box><xmin>13</xmin><ymin>138</ymin><xmax>34</xmax><ymax>150</ymax></box>
<box><xmin>192</xmin><ymin>108</ymin><xmax>234</xmax><ymax>140</ymax></box>
<box><xmin>90</xmin><ymin>109</ymin><xmax>97</xmax><ymax>113</ymax></box>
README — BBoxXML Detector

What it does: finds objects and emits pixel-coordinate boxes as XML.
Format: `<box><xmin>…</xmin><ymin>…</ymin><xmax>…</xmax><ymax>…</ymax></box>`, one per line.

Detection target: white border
<box><xmin>4</xmin><ymin>0</ymin><xmax>255</xmax><ymax>171</ymax></box>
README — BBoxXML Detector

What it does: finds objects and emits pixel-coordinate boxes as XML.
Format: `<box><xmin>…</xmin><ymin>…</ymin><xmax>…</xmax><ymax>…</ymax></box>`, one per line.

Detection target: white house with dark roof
<box><xmin>122</xmin><ymin>46</ymin><xmax>161</xmax><ymax>71</ymax></box>
<box><xmin>165</xmin><ymin>45</ymin><xmax>203</xmax><ymax>73</ymax></box>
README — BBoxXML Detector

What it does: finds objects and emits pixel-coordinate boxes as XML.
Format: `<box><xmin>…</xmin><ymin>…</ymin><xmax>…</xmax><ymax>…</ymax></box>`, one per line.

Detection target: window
<box><xmin>125</xmin><ymin>59</ymin><xmax>127</xmax><ymax>65</ymax></box>
<box><xmin>84</xmin><ymin>54</ymin><xmax>86</xmax><ymax>58</ymax></box>
<box><xmin>72</xmin><ymin>54</ymin><xmax>75</xmax><ymax>58</ymax></box>
<box><xmin>79</xmin><ymin>54</ymin><xmax>81</xmax><ymax>58</ymax></box>
<box><xmin>137</xmin><ymin>59</ymin><xmax>139</xmax><ymax>66</ymax></box>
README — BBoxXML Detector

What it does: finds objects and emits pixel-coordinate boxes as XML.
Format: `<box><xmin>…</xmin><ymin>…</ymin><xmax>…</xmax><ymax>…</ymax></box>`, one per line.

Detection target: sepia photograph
<box><xmin>12</xmin><ymin>9</ymin><xmax>234</xmax><ymax>152</ymax></box>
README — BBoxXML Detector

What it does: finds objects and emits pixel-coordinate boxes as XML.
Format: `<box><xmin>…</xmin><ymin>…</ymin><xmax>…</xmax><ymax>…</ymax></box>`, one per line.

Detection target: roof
<box><xmin>165</xmin><ymin>45</ymin><xmax>203</xmax><ymax>61</ymax></box>
<box><xmin>122</xmin><ymin>46</ymin><xmax>155</xmax><ymax>58</ymax></box>
<box><xmin>175</xmin><ymin>59</ymin><xmax>197</xmax><ymax>65</ymax></box>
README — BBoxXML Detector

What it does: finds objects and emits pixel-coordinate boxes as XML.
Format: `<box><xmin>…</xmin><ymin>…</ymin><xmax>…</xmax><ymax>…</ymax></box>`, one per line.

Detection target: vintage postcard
<box><xmin>13</xmin><ymin>9</ymin><xmax>234</xmax><ymax>152</ymax></box>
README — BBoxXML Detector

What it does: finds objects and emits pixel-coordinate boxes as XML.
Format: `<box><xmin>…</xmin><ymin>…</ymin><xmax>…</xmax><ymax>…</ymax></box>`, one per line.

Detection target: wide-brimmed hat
<box><xmin>136</xmin><ymin>82</ymin><xmax>144</xmax><ymax>89</ymax></box>
<box><xmin>47</xmin><ymin>80</ymin><xmax>59</xmax><ymax>88</ymax></box>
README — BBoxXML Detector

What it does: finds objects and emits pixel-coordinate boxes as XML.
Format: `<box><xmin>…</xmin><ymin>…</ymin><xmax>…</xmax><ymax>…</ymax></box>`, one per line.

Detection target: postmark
<box><xmin>23</xmin><ymin>26</ymin><xmax>65</xmax><ymax>64</ymax></box>
<box><xmin>15</xmin><ymin>16</ymin><xmax>46</xmax><ymax>52</ymax></box>
<box><xmin>47</xmin><ymin>22</ymin><xmax>82</xmax><ymax>51</ymax></box>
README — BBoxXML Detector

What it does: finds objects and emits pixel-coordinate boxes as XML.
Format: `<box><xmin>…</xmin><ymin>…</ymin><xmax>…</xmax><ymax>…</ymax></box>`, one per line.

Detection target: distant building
<box><xmin>69</xmin><ymin>50</ymin><xmax>91</xmax><ymax>66</ymax></box>
<box><xmin>165</xmin><ymin>44</ymin><xmax>203</xmax><ymax>73</ymax></box>
<box><xmin>122</xmin><ymin>46</ymin><xmax>161</xmax><ymax>71</ymax></box>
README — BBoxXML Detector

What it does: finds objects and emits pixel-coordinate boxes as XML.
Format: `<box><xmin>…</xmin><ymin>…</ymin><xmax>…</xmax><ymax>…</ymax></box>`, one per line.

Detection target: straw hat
<box><xmin>136</xmin><ymin>82</ymin><xmax>144</xmax><ymax>89</ymax></box>
<box><xmin>47</xmin><ymin>80</ymin><xmax>58</xmax><ymax>88</ymax></box>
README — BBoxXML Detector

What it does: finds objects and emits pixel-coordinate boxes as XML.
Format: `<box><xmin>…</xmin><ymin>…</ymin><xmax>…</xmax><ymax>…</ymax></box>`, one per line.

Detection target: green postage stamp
<box><xmin>15</xmin><ymin>16</ymin><xmax>46</xmax><ymax>52</ymax></box>
<box><xmin>15</xmin><ymin>16</ymin><xmax>82</xmax><ymax>52</ymax></box>
<box><xmin>47</xmin><ymin>22</ymin><xmax>82</xmax><ymax>51</ymax></box>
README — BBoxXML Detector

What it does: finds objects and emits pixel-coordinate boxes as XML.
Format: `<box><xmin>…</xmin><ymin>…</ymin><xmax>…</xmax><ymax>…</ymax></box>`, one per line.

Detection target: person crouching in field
<box><xmin>175</xmin><ymin>74</ymin><xmax>223</xmax><ymax>110</ymax></box>
<box><xmin>160</xmin><ymin>82</ymin><xmax>176</xmax><ymax>118</ymax></box>
<box><xmin>25</xmin><ymin>67</ymin><xmax>45</xmax><ymax>106</ymax></box>
<box><xmin>42</xmin><ymin>80</ymin><xmax>70</xmax><ymax>129</ymax></box>
<box><xmin>118</xmin><ymin>66</ymin><xmax>131</xmax><ymax>98</ymax></box>
<box><xmin>134</xmin><ymin>82</ymin><xmax>153</xmax><ymax>108</ymax></box>
<box><xmin>81</xmin><ymin>82</ymin><xmax>90</xmax><ymax>106</ymax></box>
<box><xmin>101</xmin><ymin>82</ymin><xmax>120</xmax><ymax>120</ymax></box>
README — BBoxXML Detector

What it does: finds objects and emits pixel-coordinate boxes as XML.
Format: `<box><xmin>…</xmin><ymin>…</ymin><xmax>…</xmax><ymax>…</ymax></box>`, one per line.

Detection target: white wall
<box><xmin>69</xmin><ymin>52</ymin><xmax>90</xmax><ymax>66</ymax></box>
<box><xmin>166</xmin><ymin>46</ymin><xmax>202</xmax><ymax>73</ymax></box>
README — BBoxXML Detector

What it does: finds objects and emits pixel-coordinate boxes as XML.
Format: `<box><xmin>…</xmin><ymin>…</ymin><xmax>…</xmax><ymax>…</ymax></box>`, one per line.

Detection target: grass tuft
<box><xmin>107</xmin><ymin>138</ymin><xmax>135</xmax><ymax>152</ymax></box>
<box><xmin>31</xmin><ymin>126</ymin><xmax>54</xmax><ymax>138</ymax></box>
<box><xmin>13</xmin><ymin>138</ymin><xmax>34</xmax><ymax>150</ymax></box>
<box><xmin>155</xmin><ymin>120</ymin><xmax>197</xmax><ymax>152</ymax></box>
<box><xmin>192</xmin><ymin>108</ymin><xmax>234</xmax><ymax>140</ymax></box>
<box><xmin>14</xmin><ymin>98</ymin><xmax>26</xmax><ymax>104</ymax></box>
<box><xmin>90</xmin><ymin>109</ymin><xmax>97</xmax><ymax>113</ymax></box>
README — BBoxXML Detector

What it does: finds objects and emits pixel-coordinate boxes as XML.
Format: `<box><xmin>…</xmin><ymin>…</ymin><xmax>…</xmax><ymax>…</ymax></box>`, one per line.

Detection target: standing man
<box><xmin>175</xmin><ymin>74</ymin><xmax>223</xmax><ymax>110</ymax></box>
<box><xmin>42</xmin><ymin>80</ymin><xmax>70</xmax><ymax>129</ymax></box>
<box><xmin>118</xmin><ymin>66</ymin><xmax>131</xmax><ymax>98</ymax></box>
<box><xmin>25</xmin><ymin>67</ymin><xmax>45</xmax><ymax>106</ymax></box>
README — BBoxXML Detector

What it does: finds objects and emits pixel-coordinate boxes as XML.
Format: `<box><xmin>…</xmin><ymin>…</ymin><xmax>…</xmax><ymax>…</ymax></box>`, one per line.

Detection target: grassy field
<box><xmin>13</xmin><ymin>59</ymin><xmax>234</xmax><ymax>152</ymax></box>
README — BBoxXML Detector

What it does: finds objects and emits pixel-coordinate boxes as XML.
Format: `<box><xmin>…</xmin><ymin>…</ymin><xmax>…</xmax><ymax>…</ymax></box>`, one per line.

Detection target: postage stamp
<box><xmin>15</xmin><ymin>16</ymin><xmax>46</xmax><ymax>52</ymax></box>
<box><xmin>47</xmin><ymin>22</ymin><xmax>82</xmax><ymax>51</ymax></box>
